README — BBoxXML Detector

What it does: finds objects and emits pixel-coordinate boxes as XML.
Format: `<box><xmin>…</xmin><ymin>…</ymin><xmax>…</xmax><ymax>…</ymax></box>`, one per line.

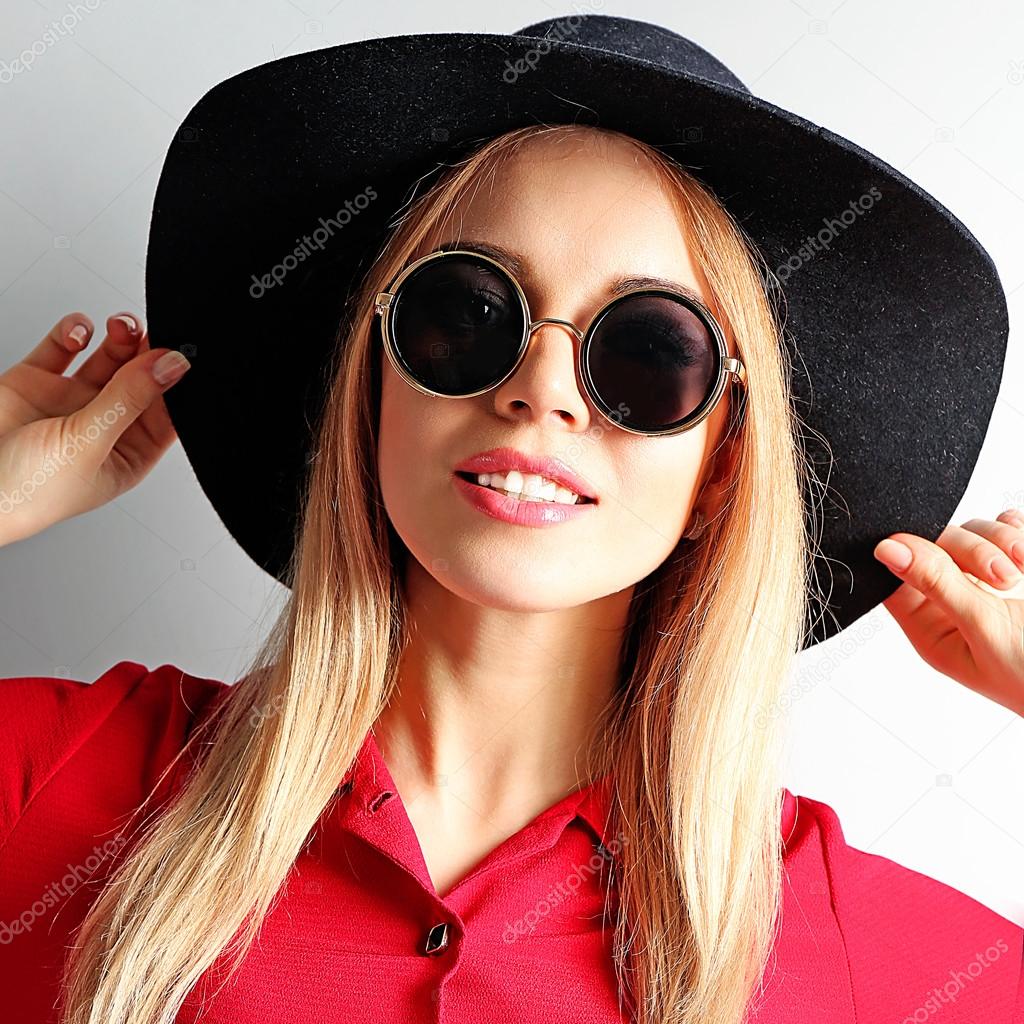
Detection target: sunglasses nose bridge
<box><xmin>526</xmin><ymin>317</ymin><xmax>585</xmax><ymax>344</ymax></box>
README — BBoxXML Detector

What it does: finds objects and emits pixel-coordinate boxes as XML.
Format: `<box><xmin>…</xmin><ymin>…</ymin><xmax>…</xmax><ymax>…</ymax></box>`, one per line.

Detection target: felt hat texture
<box><xmin>145</xmin><ymin>13</ymin><xmax>1009</xmax><ymax>649</ymax></box>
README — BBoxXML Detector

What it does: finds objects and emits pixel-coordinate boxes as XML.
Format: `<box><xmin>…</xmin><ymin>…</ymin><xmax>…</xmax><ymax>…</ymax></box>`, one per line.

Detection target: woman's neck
<box><xmin>373</xmin><ymin>556</ymin><xmax>631</xmax><ymax>835</ymax></box>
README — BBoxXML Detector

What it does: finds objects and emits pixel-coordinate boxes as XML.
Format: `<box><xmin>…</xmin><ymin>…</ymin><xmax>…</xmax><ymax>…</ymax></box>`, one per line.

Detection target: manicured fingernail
<box><xmin>152</xmin><ymin>350</ymin><xmax>191</xmax><ymax>385</ymax></box>
<box><xmin>68</xmin><ymin>324</ymin><xmax>88</xmax><ymax>347</ymax></box>
<box><xmin>114</xmin><ymin>314</ymin><xmax>137</xmax><ymax>333</ymax></box>
<box><xmin>875</xmin><ymin>539</ymin><xmax>912</xmax><ymax>572</ymax></box>
<box><xmin>991</xmin><ymin>555</ymin><xmax>1020</xmax><ymax>582</ymax></box>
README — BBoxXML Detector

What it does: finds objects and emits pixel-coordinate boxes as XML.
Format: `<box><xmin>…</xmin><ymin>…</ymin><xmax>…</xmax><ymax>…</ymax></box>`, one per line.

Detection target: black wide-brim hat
<box><xmin>145</xmin><ymin>14</ymin><xmax>1009</xmax><ymax>650</ymax></box>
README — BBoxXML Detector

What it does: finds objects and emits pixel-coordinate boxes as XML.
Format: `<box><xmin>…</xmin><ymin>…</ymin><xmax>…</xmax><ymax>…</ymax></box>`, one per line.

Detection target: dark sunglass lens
<box><xmin>587</xmin><ymin>295</ymin><xmax>720</xmax><ymax>432</ymax></box>
<box><xmin>389</xmin><ymin>255</ymin><xmax>525</xmax><ymax>395</ymax></box>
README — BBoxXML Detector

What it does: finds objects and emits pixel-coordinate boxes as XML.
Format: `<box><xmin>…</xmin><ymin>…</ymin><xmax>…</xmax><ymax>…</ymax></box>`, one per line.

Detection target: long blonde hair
<box><xmin>61</xmin><ymin>123</ymin><xmax>821</xmax><ymax>1024</ymax></box>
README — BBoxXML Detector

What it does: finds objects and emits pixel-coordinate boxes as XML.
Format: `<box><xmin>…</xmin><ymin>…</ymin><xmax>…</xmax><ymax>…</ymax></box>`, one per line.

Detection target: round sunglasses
<box><xmin>373</xmin><ymin>248</ymin><xmax>747</xmax><ymax>437</ymax></box>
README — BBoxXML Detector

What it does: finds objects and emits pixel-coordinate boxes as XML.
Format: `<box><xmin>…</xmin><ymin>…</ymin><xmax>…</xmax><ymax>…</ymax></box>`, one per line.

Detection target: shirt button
<box><xmin>422</xmin><ymin>922</ymin><xmax>450</xmax><ymax>956</ymax></box>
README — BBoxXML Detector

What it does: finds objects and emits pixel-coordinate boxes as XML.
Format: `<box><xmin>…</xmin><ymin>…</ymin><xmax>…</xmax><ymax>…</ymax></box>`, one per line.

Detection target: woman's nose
<box><xmin>488</xmin><ymin>319</ymin><xmax>593</xmax><ymax>431</ymax></box>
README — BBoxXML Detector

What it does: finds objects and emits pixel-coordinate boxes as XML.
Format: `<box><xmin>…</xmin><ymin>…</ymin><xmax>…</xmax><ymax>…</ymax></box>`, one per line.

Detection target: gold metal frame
<box><xmin>373</xmin><ymin>248</ymin><xmax>747</xmax><ymax>437</ymax></box>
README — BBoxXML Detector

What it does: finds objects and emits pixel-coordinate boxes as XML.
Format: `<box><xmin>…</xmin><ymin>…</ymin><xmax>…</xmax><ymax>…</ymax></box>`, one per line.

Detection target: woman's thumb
<box><xmin>66</xmin><ymin>348</ymin><xmax>191</xmax><ymax>457</ymax></box>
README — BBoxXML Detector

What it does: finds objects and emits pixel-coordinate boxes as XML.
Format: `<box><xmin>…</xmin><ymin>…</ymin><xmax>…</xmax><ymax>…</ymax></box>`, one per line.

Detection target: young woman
<box><xmin>1</xmin><ymin>15</ymin><xmax>1022</xmax><ymax>1024</ymax></box>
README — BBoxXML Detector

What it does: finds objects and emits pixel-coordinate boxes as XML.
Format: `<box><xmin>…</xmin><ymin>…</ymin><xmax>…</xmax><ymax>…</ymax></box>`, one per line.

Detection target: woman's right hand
<box><xmin>0</xmin><ymin>311</ymin><xmax>191</xmax><ymax>548</ymax></box>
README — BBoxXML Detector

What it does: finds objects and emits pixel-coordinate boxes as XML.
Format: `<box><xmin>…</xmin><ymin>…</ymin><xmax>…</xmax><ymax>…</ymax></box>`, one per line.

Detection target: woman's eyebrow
<box><xmin>435</xmin><ymin>238</ymin><xmax>708</xmax><ymax>306</ymax></box>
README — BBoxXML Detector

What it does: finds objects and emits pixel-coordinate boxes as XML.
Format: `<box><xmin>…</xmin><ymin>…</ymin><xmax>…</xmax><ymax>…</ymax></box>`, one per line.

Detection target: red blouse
<box><xmin>1</xmin><ymin>661</ymin><xmax>1021</xmax><ymax>1022</ymax></box>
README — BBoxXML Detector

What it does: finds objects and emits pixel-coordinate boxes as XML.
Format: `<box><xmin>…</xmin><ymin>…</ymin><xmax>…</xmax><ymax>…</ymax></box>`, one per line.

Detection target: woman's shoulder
<box><xmin>0</xmin><ymin>660</ymin><xmax>231</xmax><ymax>848</ymax></box>
<box><xmin>777</xmin><ymin>788</ymin><xmax>1024</xmax><ymax>1021</ymax></box>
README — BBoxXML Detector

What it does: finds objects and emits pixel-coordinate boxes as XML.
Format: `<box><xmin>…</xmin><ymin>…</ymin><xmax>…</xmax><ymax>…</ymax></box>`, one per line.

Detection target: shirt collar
<box><xmin>172</xmin><ymin>712</ymin><xmax>797</xmax><ymax>857</ymax></box>
<box><xmin>333</xmin><ymin>728</ymin><xmax>619</xmax><ymax>851</ymax></box>
<box><xmin>332</xmin><ymin>732</ymin><xmax>799</xmax><ymax>854</ymax></box>
<box><xmin>571</xmin><ymin>775</ymin><xmax>799</xmax><ymax>852</ymax></box>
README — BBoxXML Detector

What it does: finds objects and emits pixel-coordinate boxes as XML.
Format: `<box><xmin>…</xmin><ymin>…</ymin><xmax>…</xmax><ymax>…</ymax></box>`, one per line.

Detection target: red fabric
<box><xmin>1</xmin><ymin>661</ymin><xmax>1021</xmax><ymax>1022</ymax></box>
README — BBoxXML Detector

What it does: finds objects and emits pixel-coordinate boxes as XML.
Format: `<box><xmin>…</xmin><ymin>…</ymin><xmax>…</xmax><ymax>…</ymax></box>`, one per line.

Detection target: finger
<box><xmin>63</xmin><ymin>347</ymin><xmax>192</xmax><ymax>467</ymax></box>
<box><xmin>873</xmin><ymin>531</ymin><xmax>1003</xmax><ymax>631</ymax></box>
<box><xmin>22</xmin><ymin>313</ymin><xmax>96</xmax><ymax>373</ymax></box>
<box><xmin>967</xmin><ymin>513</ymin><xmax>1024</xmax><ymax>574</ymax></box>
<box><xmin>117</xmin><ymin>340</ymin><xmax>181</xmax><ymax>462</ymax></box>
<box><xmin>935</xmin><ymin>521</ymin><xmax>1023</xmax><ymax>590</ymax></box>
<box><xmin>133</xmin><ymin>386</ymin><xmax>178</xmax><ymax>453</ymax></box>
<box><xmin>996</xmin><ymin>506</ymin><xmax>1024</xmax><ymax>533</ymax></box>
<box><xmin>72</xmin><ymin>312</ymin><xmax>143</xmax><ymax>390</ymax></box>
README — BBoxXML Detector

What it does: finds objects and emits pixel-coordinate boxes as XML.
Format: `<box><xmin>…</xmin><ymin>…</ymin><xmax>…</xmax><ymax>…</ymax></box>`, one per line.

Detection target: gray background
<box><xmin>2</xmin><ymin>0</ymin><xmax>1023</xmax><ymax>922</ymax></box>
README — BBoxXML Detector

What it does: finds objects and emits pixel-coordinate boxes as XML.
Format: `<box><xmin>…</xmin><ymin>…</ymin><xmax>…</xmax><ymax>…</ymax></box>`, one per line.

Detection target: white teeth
<box><xmin>473</xmin><ymin>470</ymin><xmax>581</xmax><ymax>505</ymax></box>
<box><xmin>527</xmin><ymin>475</ymin><xmax>559</xmax><ymax>502</ymax></box>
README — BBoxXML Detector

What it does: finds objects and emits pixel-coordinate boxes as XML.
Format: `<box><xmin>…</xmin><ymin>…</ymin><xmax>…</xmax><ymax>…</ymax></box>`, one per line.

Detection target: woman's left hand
<box><xmin>873</xmin><ymin>508</ymin><xmax>1024</xmax><ymax>717</ymax></box>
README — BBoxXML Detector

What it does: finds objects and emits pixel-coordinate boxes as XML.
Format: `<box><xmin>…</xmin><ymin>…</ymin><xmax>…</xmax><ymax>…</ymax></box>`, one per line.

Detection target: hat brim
<box><xmin>146</xmin><ymin>30</ymin><xmax>1008</xmax><ymax>649</ymax></box>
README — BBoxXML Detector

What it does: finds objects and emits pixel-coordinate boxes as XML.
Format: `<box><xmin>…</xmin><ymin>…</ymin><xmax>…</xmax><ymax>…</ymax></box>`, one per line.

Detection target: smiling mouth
<box><xmin>454</xmin><ymin>470</ymin><xmax>597</xmax><ymax>505</ymax></box>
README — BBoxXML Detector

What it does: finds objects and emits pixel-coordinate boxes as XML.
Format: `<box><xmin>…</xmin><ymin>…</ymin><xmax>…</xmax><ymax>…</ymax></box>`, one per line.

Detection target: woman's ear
<box><xmin>692</xmin><ymin>429</ymin><xmax>741</xmax><ymax>527</ymax></box>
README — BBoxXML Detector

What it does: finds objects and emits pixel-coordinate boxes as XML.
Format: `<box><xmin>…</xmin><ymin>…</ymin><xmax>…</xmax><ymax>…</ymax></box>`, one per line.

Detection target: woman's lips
<box><xmin>451</xmin><ymin>472</ymin><xmax>597</xmax><ymax>527</ymax></box>
<box><xmin>453</xmin><ymin>470</ymin><xmax>595</xmax><ymax>503</ymax></box>
<box><xmin>452</xmin><ymin>447</ymin><xmax>599</xmax><ymax>502</ymax></box>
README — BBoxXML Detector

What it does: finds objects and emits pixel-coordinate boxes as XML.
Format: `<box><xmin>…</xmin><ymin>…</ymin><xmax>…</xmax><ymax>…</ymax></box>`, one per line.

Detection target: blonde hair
<box><xmin>60</xmin><ymin>124</ymin><xmax>821</xmax><ymax>1024</ymax></box>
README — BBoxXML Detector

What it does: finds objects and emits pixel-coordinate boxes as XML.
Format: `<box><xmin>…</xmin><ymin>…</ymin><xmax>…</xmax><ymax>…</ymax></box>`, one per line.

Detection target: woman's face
<box><xmin>378</xmin><ymin>131</ymin><xmax>738</xmax><ymax>612</ymax></box>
